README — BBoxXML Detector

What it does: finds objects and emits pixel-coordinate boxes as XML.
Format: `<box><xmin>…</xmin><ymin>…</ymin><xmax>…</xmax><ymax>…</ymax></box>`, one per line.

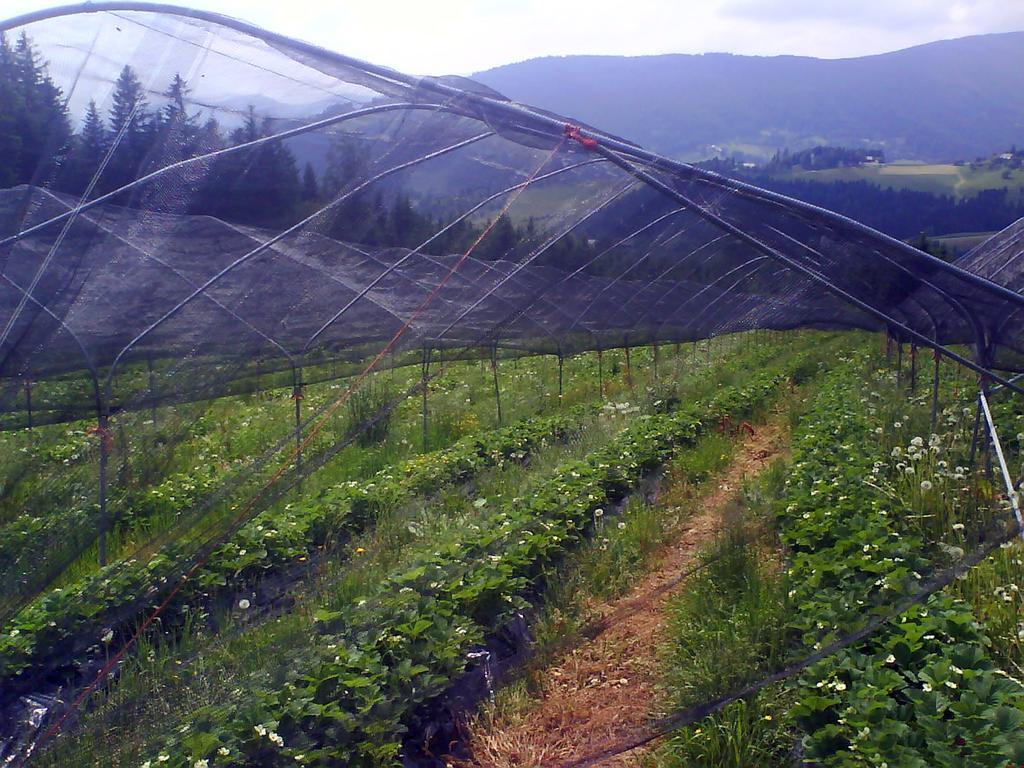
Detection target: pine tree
<box><xmin>478</xmin><ymin>214</ymin><xmax>518</xmax><ymax>260</ymax></box>
<box><xmin>0</xmin><ymin>34</ymin><xmax>23</xmax><ymax>188</ymax></box>
<box><xmin>192</xmin><ymin>107</ymin><xmax>301</xmax><ymax>226</ymax></box>
<box><xmin>321</xmin><ymin>135</ymin><xmax>366</xmax><ymax>198</ymax></box>
<box><xmin>252</xmin><ymin>116</ymin><xmax>301</xmax><ymax>224</ymax></box>
<box><xmin>104</xmin><ymin>64</ymin><xmax>151</xmax><ymax>194</ymax></box>
<box><xmin>389</xmin><ymin>194</ymin><xmax>428</xmax><ymax>247</ymax></box>
<box><xmin>152</xmin><ymin>73</ymin><xmax>199</xmax><ymax>158</ymax></box>
<box><xmin>8</xmin><ymin>32</ymin><xmax>69</xmax><ymax>186</ymax></box>
<box><xmin>301</xmin><ymin>162</ymin><xmax>319</xmax><ymax>202</ymax></box>
<box><xmin>61</xmin><ymin>100</ymin><xmax>108</xmax><ymax>195</ymax></box>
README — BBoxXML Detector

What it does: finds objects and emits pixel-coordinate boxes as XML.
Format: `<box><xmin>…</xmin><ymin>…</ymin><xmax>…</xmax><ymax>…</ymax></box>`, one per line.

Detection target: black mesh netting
<box><xmin>1</xmin><ymin>4</ymin><xmax>1024</xmax><ymax>765</ymax></box>
<box><xmin>0</xmin><ymin>3</ymin><xmax>1022</xmax><ymax>425</ymax></box>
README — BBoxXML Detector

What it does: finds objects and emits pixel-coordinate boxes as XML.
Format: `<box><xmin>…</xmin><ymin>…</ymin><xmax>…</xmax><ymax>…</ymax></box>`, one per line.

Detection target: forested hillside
<box><xmin>476</xmin><ymin>32</ymin><xmax>1024</xmax><ymax>162</ymax></box>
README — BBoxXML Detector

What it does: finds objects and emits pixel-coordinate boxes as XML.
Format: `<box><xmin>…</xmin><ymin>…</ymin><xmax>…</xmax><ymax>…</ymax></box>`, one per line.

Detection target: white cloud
<box><xmin>1</xmin><ymin>0</ymin><xmax>1021</xmax><ymax>74</ymax></box>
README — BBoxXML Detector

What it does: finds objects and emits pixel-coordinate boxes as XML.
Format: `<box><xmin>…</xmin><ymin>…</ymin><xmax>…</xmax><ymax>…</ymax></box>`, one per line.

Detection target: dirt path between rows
<box><xmin>459</xmin><ymin>413</ymin><xmax>789</xmax><ymax>768</ymax></box>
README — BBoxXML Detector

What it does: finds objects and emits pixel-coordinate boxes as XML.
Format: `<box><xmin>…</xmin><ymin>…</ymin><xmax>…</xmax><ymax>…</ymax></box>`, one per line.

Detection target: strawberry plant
<box><xmin>781</xmin><ymin>357</ymin><xmax>1024</xmax><ymax>766</ymax></box>
<box><xmin>137</xmin><ymin>352</ymin><xmax>810</xmax><ymax>767</ymax></box>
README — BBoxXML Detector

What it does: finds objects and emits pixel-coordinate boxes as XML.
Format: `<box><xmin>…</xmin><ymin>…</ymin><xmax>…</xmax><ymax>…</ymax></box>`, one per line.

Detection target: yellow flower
<box><xmin>355</xmin><ymin>547</ymin><xmax>366</xmax><ymax>555</ymax></box>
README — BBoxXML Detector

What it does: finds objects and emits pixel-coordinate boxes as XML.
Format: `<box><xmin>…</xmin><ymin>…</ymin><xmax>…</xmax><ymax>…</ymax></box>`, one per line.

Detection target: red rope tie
<box><xmin>291</xmin><ymin>388</ymin><xmax>304</xmax><ymax>401</ymax></box>
<box><xmin>564</xmin><ymin>123</ymin><xmax>599</xmax><ymax>150</ymax></box>
<box><xmin>86</xmin><ymin>424</ymin><xmax>114</xmax><ymax>451</ymax></box>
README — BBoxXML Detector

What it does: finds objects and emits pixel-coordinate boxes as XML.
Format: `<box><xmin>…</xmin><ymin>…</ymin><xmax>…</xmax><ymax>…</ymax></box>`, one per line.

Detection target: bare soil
<box><xmin>459</xmin><ymin>415</ymin><xmax>789</xmax><ymax>768</ymax></box>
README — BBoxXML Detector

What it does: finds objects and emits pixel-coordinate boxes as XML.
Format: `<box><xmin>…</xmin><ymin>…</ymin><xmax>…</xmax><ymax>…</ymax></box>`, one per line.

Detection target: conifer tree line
<box><xmin>0</xmin><ymin>31</ymin><xmax>597</xmax><ymax>265</ymax></box>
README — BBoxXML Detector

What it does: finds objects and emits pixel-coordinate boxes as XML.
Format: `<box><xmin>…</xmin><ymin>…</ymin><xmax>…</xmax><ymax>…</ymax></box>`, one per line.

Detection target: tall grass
<box><xmin>653</xmin><ymin>507</ymin><xmax>793</xmax><ymax>768</ymax></box>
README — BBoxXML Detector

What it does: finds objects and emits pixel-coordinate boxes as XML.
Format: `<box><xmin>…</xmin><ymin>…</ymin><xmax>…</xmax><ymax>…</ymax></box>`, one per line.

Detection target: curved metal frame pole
<box><xmin>0</xmin><ymin>104</ymin><xmax>440</xmax><ymax>253</ymax></box>
<box><xmin>5</xmin><ymin>2</ymin><xmax>1023</xmax><ymax>313</ymax></box>
<box><xmin>765</xmin><ymin>225</ymin><xmax>977</xmax><ymax>343</ymax></box>
<box><xmin>492</xmin><ymin>208</ymin><xmax>693</xmax><ymax>345</ymax></box>
<box><xmin>614</xmin><ymin>233</ymin><xmax>731</xmax><ymax>324</ymax></box>
<box><xmin>557</xmin><ymin>214</ymin><xmax>696</xmax><ymax>338</ymax></box>
<box><xmin>592</xmin><ymin>145</ymin><xmax>1024</xmax><ymax>396</ymax></box>
<box><xmin>100</xmin><ymin>131</ymin><xmax>493</xmax><ymax>405</ymax></box>
<box><xmin>301</xmin><ymin>159</ymin><xmax>604</xmax><ymax>353</ymax></box>
<box><xmin>434</xmin><ymin>181</ymin><xmax>638</xmax><ymax>341</ymax></box>
<box><xmin>28</xmin><ymin>186</ymin><xmax>299</xmax><ymax>369</ymax></box>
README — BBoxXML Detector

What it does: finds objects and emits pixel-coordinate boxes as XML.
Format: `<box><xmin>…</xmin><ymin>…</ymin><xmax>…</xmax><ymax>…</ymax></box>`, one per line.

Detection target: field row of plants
<box><xmin>26</xmin><ymin>334</ymin><xmax>795</xmax><ymax>766</ymax></box>
<box><xmin>3</xmin><ymin>336</ymin><xmax>770</xmax><ymax>705</ymax></box>
<box><xmin>780</xmin><ymin>357</ymin><xmax>1024</xmax><ymax>765</ymax></box>
<box><xmin>656</xmin><ymin>349</ymin><xmax>1024</xmax><ymax>767</ymax></box>
<box><xmin>129</xmin><ymin>347</ymin><xmax>817</xmax><ymax>766</ymax></box>
<box><xmin>0</xmin><ymin>401</ymin><xmax>610</xmax><ymax>695</ymax></box>
<box><xmin>1</xmin><ymin>342</ymin><xmax>680</xmax><ymax>610</ymax></box>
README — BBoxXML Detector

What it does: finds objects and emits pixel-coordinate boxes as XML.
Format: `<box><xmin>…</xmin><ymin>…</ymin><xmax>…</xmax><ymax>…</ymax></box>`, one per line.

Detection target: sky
<box><xmin>2</xmin><ymin>0</ymin><xmax>1023</xmax><ymax>75</ymax></box>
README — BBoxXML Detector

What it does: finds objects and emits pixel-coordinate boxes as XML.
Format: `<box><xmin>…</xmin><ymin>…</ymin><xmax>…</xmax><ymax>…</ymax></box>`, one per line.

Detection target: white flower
<box><xmin>952</xmin><ymin>523</ymin><xmax>965</xmax><ymax>531</ymax></box>
<box><xmin>922</xmin><ymin>682</ymin><xmax>933</xmax><ymax>692</ymax></box>
<box><xmin>101</xmin><ymin>629</ymin><xmax>114</xmax><ymax>644</ymax></box>
<box><xmin>194</xmin><ymin>761</ymin><xmax>209</xmax><ymax>768</ymax></box>
<box><xmin>473</xmin><ymin>498</ymin><xmax>487</xmax><ymax>509</ymax></box>
<box><xmin>218</xmin><ymin>748</ymin><xmax>230</xmax><ymax>756</ymax></box>
<box><xmin>911</xmin><ymin>436</ymin><xmax>924</xmax><ymax>447</ymax></box>
<box><xmin>238</xmin><ymin>599</ymin><xmax>251</xmax><ymax>610</ymax></box>
<box><xmin>920</xmin><ymin>480</ymin><xmax>933</xmax><ymax>491</ymax></box>
<box><xmin>885</xmin><ymin>654</ymin><xmax>896</xmax><ymax>663</ymax></box>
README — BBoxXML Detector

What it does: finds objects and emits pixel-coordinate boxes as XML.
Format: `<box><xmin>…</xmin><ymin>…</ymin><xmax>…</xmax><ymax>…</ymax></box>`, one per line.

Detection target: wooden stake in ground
<box><xmin>459</xmin><ymin>417</ymin><xmax>789</xmax><ymax>768</ymax></box>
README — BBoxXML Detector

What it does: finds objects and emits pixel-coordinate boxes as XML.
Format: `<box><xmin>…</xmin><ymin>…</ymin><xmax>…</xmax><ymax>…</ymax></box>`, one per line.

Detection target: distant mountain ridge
<box><xmin>473</xmin><ymin>32</ymin><xmax>1024</xmax><ymax>162</ymax></box>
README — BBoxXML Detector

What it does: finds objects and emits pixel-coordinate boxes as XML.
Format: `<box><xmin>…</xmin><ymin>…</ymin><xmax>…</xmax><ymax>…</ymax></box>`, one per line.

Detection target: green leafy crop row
<box><xmin>140</xmin><ymin>351</ymin><xmax>808</xmax><ymax>767</ymax></box>
<box><xmin>0</xmin><ymin>405</ymin><xmax>596</xmax><ymax>689</ymax></box>
<box><xmin>780</xmin><ymin>357</ymin><xmax>1024</xmax><ymax>767</ymax></box>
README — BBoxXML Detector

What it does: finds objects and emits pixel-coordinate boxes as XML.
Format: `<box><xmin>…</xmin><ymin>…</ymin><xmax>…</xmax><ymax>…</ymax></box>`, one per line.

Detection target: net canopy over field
<box><xmin>1</xmin><ymin>3</ymin><xmax>1024</xmax><ymax>427</ymax></box>
<box><xmin>5</xmin><ymin>8</ymin><xmax>1024</xmax><ymax>765</ymax></box>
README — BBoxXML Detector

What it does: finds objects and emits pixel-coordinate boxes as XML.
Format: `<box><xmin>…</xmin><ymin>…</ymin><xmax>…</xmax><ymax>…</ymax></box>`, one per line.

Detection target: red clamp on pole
<box><xmin>291</xmin><ymin>388</ymin><xmax>304</xmax><ymax>401</ymax></box>
<box><xmin>564</xmin><ymin>123</ymin><xmax>599</xmax><ymax>150</ymax></box>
